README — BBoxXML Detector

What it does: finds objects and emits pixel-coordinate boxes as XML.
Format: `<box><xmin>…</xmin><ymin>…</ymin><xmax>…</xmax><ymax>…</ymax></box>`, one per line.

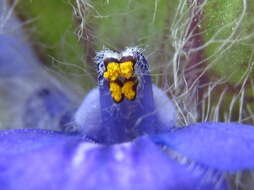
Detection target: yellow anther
<box><xmin>103</xmin><ymin>62</ymin><xmax>120</xmax><ymax>81</ymax></box>
<box><xmin>120</xmin><ymin>61</ymin><xmax>134</xmax><ymax>79</ymax></box>
<box><xmin>109</xmin><ymin>82</ymin><xmax>122</xmax><ymax>103</ymax></box>
<box><xmin>121</xmin><ymin>81</ymin><xmax>136</xmax><ymax>101</ymax></box>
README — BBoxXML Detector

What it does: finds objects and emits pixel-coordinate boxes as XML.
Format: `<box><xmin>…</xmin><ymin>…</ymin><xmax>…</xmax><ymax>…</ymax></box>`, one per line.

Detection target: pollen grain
<box><xmin>103</xmin><ymin>62</ymin><xmax>120</xmax><ymax>81</ymax></box>
<box><xmin>120</xmin><ymin>61</ymin><xmax>134</xmax><ymax>79</ymax></box>
<box><xmin>109</xmin><ymin>82</ymin><xmax>122</xmax><ymax>103</ymax></box>
<box><xmin>122</xmin><ymin>81</ymin><xmax>136</xmax><ymax>101</ymax></box>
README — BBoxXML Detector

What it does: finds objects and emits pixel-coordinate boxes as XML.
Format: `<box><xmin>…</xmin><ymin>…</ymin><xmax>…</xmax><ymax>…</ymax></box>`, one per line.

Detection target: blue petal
<box><xmin>0</xmin><ymin>34</ymin><xmax>38</xmax><ymax>77</ymax></box>
<box><xmin>0</xmin><ymin>2</ymin><xmax>40</xmax><ymax>77</ymax></box>
<box><xmin>152</xmin><ymin>122</ymin><xmax>254</xmax><ymax>171</ymax></box>
<box><xmin>74</xmin><ymin>88</ymin><xmax>101</xmax><ymax>134</ymax></box>
<box><xmin>0</xmin><ymin>129</ymin><xmax>81</xmax><ymax>155</ymax></box>
<box><xmin>153</xmin><ymin>85</ymin><xmax>176</xmax><ymax>128</ymax></box>
<box><xmin>0</xmin><ymin>27</ymin><xmax>77</xmax><ymax>131</ymax></box>
<box><xmin>0</xmin><ymin>1</ymin><xmax>25</xmax><ymax>39</ymax></box>
<box><xmin>23</xmin><ymin>88</ymin><xmax>76</xmax><ymax>131</ymax></box>
<box><xmin>0</xmin><ymin>130</ymin><xmax>227</xmax><ymax>190</ymax></box>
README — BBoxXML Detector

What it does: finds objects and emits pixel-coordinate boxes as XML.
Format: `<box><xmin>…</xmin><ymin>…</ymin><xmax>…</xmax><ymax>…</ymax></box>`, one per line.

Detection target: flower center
<box><xmin>103</xmin><ymin>59</ymin><xmax>138</xmax><ymax>103</ymax></box>
<box><xmin>109</xmin><ymin>82</ymin><xmax>122</xmax><ymax>103</ymax></box>
<box><xmin>119</xmin><ymin>61</ymin><xmax>134</xmax><ymax>79</ymax></box>
<box><xmin>121</xmin><ymin>81</ymin><xmax>137</xmax><ymax>100</ymax></box>
<box><xmin>103</xmin><ymin>62</ymin><xmax>120</xmax><ymax>81</ymax></box>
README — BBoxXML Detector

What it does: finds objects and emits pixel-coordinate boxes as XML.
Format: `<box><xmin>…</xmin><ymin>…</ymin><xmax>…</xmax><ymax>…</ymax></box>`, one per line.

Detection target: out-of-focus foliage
<box><xmin>16</xmin><ymin>0</ymin><xmax>178</xmax><ymax>81</ymax></box>
<box><xmin>201</xmin><ymin>0</ymin><xmax>254</xmax><ymax>122</ymax></box>
<box><xmin>16</xmin><ymin>0</ymin><xmax>94</xmax><ymax>89</ymax></box>
<box><xmin>92</xmin><ymin>0</ymin><xmax>176</xmax><ymax>49</ymax></box>
<box><xmin>15</xmin><ymin>0</ymin><xmax>254</xmax><ymax>123</ymax></box>
<box><xmin>202</xmin><ymin>0</ymin><xmax>254</xmax><ymax>84</ymax></box>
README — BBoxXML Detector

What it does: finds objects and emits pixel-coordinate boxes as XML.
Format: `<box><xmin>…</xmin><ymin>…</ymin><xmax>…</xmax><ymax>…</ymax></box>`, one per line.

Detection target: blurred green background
<box><xmin>15</xmin><ymin>0</ymin><xmax>254</xmax><ymax>123</ymax></box>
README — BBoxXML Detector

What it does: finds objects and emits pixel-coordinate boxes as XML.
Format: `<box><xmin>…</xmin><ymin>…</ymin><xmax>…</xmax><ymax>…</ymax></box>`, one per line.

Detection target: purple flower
<box><xmin>1</xmin><ymin>14</ymin><xmax>254</xmax><ymax>190</ymax></box>
<box><xmin>74</xmin><ymin>48</ymin><xmax>176</xmax><ymax>144</ymax></box>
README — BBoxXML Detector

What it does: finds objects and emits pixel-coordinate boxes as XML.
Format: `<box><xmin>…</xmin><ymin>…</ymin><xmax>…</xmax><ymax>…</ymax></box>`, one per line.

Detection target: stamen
<box><xmin>109</xmin><ymin>82</ymin><xmax>123</xmax><ymax>103</ymax></box>
<box><xmin>102</xmin><ymin>58</ymin><xmax>137</xmax><ymax>103</ymax></box>
<box><xmin>121</xmin><ymin>81</ymin><xmax>137</xmax><ymax>101</ymax></box>
<box><xmin>119</xmin><ymin>61</ymin><xmax>134</xmax><ymax>79</ymax></box>
<box><xmin>103</xmin><ymin>62</ymin><xmax>120</xmax><ymax>81</ymax></box>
